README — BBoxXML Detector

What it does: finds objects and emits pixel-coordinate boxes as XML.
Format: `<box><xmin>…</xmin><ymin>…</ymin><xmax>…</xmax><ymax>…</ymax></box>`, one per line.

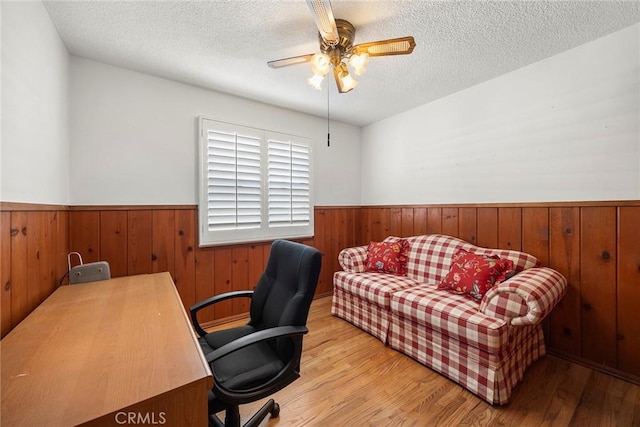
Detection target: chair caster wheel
<box><xmin>271</xmin><ymin>402</ymin><xmax>280</xmax><ymax>418</ymax></box>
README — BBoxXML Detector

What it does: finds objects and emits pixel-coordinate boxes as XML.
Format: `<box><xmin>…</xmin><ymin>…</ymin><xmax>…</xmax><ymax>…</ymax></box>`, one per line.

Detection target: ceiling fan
<box><xmin>267</xmin><ymin>0</ymin><xmax>416</xmax><ymax>93</ymax></box>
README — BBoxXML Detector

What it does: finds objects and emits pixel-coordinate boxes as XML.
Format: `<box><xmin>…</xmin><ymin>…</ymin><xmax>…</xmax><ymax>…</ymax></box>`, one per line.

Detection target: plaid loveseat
<box><xmin>332</xmin><ymin>234</ymin><xmax>567</xmax><ymax>405</ymax></box>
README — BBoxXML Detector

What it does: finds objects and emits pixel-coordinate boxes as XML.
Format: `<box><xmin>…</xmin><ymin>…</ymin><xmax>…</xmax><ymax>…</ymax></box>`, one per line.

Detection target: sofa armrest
<box><xmin>338</xmin><ymin>245</ymin><xmax>369</xmax><ymax>272</ymax></box>
<box><xmin>479</xmin><ymin>267</ymin><xmax>567</xmax><ymax>326</ymax></box>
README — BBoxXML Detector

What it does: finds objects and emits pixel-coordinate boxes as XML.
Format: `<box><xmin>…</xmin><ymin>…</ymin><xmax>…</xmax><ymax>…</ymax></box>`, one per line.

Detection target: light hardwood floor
<box><xmin>209</xmin><ymin>296</ymin><xmax>640</xmax><ymax>426</ymax></box>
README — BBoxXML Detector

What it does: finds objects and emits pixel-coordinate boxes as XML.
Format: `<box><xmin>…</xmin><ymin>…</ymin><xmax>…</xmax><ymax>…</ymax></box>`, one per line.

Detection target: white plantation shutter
<box><xmin>291</xmin><ymin>144</ymin><xmax>311</xmax><ymax>223</ymax></box>
<box><xmin>206</xmin><ymin>130</ymin><xmax>261</xmax><ymax>230</ymax></box>
<box><xmin>267</xmin><ymin>137</ymin><xmax>311</xmax><ymax>227</ymax></box>
<box><xmin>199</xmin><ymin>118</ymin><xmax>313</xmax><ymax>246</ymax></box>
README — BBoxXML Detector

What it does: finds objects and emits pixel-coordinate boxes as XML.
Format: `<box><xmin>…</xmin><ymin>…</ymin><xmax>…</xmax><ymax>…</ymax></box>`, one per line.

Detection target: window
<box><xmin>199</xmin><ymin>118</ymin><xmax>313</xmax><ymax>246</ymax></box>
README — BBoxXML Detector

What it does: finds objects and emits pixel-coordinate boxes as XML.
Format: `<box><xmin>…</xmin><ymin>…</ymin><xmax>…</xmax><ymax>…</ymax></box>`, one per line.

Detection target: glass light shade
<box><xmin>310</xmin><ymin>53</ymin><xmax>331</xmax><ymax>76</ymax></box>
<box><xmin>307</xmin><ymin>74</ymin><xmax>325</xmax><ymax>90</ymax></box>
<box><xmin>341</xmin><ymin>73</ymin><xmax>358</xmax><ymax>91</ymax></box>
<box><xmin>334</xmin><ymin>62</ymin><xmax>358</xmax><ymax>93</ymax></box>
<box><xmin>349</xmin><ymin>53</ymin><xmax>369</xmax><ymax>76</ymax></box>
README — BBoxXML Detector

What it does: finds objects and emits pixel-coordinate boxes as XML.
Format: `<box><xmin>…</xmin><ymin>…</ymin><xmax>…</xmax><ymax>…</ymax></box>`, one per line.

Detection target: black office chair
<box><xmin>190</xmin><ymin>240</ymin><xmax>322</xmax><ymax>427</ymax></box>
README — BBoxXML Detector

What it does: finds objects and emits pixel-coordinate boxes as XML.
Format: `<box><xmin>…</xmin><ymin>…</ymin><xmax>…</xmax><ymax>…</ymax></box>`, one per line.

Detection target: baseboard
<box><xmin>548</xmin><ymin>349</ymin><xmax>640</xmax><ymax>386</ymax></box>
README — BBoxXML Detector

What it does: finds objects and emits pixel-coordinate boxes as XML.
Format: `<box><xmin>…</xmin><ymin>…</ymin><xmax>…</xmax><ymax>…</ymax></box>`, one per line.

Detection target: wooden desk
<box><xmin>1</xmin><ymin>272</ymin><xmax>213</xmax><ymax>426</ymax></box>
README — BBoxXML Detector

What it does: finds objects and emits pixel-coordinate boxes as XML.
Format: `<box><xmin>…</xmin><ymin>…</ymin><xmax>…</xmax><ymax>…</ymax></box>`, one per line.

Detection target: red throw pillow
<box><xmin>364</xmin><ymin>240</ymin><xmax>409</xmax><ymax>275</ymax></box>
<box><xmin>438</xmin><ymin>249</ymin><xmax>513</xmax><ymax>302</ymax></box>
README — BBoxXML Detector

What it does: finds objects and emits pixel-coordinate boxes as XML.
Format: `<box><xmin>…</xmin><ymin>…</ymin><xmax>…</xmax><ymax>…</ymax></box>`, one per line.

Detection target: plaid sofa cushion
<box><xmin>390</xmin><ymin>284</ymin><xmax>508</xmax><ymax>354</ymax></box>
<box><xmin>404</xmin><ymin>234</ymin><xmax>540</xmax><ymax>283</ymax></box>
<box><xmin>333</xmin><ymin>271</ymin><xmax>421</xmax><ymax>309</ymax></box>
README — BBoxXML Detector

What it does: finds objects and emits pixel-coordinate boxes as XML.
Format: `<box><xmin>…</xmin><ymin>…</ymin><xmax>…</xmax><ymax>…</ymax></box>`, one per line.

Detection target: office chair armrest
<box><xmin>205</xmin><ymin>326</ymin><xmax>309</xmax><ymax>364</ymax></box>
<box><xmin>190</xmin><ymin>290</ymin><xmax>254</xmax><ymax>337</ymax></box>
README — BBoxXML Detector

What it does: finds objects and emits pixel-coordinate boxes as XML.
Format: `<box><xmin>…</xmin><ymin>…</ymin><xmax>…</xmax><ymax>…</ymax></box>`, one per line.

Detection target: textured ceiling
<box><xmin>43</xmin><ymin>0</ymin><xmax>640</xmax><ymax>126</ymax></box>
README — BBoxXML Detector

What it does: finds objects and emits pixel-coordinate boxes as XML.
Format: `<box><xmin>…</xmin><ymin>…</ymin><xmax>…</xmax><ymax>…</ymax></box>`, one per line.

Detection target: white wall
<box><xmin>1</xmin><ymin>1</ymin><xmax>70</xmax><ymax>204</ymax></box>
<box><xmin>361</xmin><ymin>24</ymin><xmax>640</xmax><ymax>205</ymax></box>
<box><xmin>70</xmin><ymin>57</ymin><xmax>361</xmax><ymax>206</ymax></box>
<box><xmin>5</xmin><ymin>2</ymin><xmax>637</xmax><ymax>208</ymax></box>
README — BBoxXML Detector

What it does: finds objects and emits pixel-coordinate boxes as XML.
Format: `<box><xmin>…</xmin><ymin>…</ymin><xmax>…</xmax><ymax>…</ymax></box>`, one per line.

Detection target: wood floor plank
<box><xmin>538</xmin><ymin>362</ymin><xmax>592</xmax><ymax>426</ymax></box>
<box><xmin>206</xmin><ymin>296</ymin><xmax>640</xmax><ymax>426</ymax></box>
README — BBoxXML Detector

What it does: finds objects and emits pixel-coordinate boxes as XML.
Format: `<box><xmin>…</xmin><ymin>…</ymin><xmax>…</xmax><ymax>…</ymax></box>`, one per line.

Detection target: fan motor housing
<box><xmin>320</xmin><ymin>19</ymin><xmax>355</xmax><ymax>65</ymax></box>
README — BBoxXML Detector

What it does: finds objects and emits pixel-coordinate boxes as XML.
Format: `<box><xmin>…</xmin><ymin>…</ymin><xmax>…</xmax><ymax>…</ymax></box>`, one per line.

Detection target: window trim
<box><xmin>198</xmin><ymin>117</ymin><xmax>314</xmax><ymax>247</ymax></box>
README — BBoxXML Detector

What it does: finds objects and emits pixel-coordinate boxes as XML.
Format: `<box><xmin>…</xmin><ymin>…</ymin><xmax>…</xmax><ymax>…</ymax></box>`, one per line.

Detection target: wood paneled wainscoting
<box><xmin>0</xmin><ymin>203</ymin><xmax>69</xmax><ymax>337</ymax></box>
<box><xmin>1</xmin><ymin>204</ymin><xmax>358</xmax><ymax>338</ymax></box>
<box><xmin>64</xmin><ymin>206</ymin><xmax>359</xmax><ymax>321</ymax></box>
<box><xmin>355</xmin><ymin>202</ymin><xmax>640</xmax><ymax>384</ymax></box>
<box><xmin>1</xmin><ymin>202</ymin><xmax>638</xmax><ymax>385</ymax></box>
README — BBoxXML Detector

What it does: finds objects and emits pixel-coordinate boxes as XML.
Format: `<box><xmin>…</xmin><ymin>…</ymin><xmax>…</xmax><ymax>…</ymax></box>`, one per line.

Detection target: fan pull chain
<box><xmin>327</xmin><ymin>83</ymin><xmax>330</xmax><ymax>147</ymax></box>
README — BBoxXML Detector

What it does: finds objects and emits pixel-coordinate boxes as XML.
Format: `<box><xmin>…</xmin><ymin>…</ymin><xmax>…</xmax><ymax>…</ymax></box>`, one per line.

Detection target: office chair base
<box><xmin>211</xmin><ymin>399</ymin><xmax>280</xmax><ymax>427</ymax></box>
<box><xmin>244</xmin><ymin>399</ymin><xmax>279</xmax><ymax>426</ymax></box>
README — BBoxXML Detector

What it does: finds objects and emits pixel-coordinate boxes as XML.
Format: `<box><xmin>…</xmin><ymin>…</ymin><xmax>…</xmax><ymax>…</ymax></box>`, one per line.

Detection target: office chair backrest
<box><xmin>248</xmin><ymin>240</ymin><xmax>322</xmax><ymax>357</ymax></box>
<box><xmin>67</xmin><ymin>252</ymin><xmax>111</xmax><ymax>284</ymax></box>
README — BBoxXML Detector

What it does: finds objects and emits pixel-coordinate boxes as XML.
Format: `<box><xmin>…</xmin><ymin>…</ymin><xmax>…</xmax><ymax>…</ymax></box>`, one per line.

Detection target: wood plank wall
<box><xmin>0</xmin><ymin>205</ymin><xmax>357</xmax><ymax>338</ymax></box>
<box><xmin>65</xmin><ymin>207</ymin><xmax>358</xmax><ymax>326</ymax></box>
<box><xmin>0</xmin><ymin>205</ymin><xmax>69</xmax><ymax>337</ymax></box>
<box><xmin>355</xmin><ymin>202</ymin><xmax>640</xmax><ymax>382</ymax></box>
<box><xmin>1</xmin><ymin>202</ymin><xmax>638</xmax><ymax>383</ymax></box>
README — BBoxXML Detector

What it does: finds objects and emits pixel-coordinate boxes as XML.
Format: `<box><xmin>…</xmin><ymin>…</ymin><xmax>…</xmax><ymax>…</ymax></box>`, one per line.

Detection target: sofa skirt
<box><xmin>331</xmin><ymin>288</ymin><xmax>391</xmax><ymax>343</ymax></box>
<box><xmin>388</xmin><ymin>313</ymin><xmax>546</xmax><ymax>405</ymax></box>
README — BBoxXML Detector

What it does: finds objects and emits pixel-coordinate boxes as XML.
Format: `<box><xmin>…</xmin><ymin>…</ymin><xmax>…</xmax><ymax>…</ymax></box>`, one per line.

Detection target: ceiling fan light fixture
<box><xmin>334</xmin><ymin>62</ymin><xmax>357</xmax><ymax>93</ymax></box>
<box><xmin>310</xmin><ymin>53</ymin><xmax>331</xmax><ymax>76</ymax></box>
<box><xmin>307</xmin><ymin>74</ymin><xmax>325</xmax><ymax>90</ymax></box>
<box><xmin>349</xmin><ymin>52</ymin><xmax>369</xmax><ymax>76</ymax></box>
<box><xmin>268</xmin><ymin>2</ymin><xmax>416</xmax><ymax>94</ymax></box>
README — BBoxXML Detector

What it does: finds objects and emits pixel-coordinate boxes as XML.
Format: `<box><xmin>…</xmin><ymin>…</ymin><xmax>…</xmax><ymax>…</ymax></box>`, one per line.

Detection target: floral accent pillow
<box><xmin>364</xmin><ymin>239</ymin><xmax>409</xmax><ymax>275</ymax></box>
<box><xmin>437</xmin><ymin>249</ymin><xmax>514</xmax><ymax>302</ymax></box>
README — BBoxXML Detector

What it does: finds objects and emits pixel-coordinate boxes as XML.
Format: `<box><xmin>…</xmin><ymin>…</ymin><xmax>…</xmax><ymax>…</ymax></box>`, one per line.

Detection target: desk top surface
<box><xmin>1</xmin><ymin>272</ymin><xmax>212</xmax><ymax>426</ymax></box>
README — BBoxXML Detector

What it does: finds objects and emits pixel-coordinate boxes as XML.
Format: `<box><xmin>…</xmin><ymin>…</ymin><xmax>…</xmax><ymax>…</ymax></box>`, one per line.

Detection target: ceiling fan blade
<box><xmin>333</xmin><ymin>68</ymin><xmax>349</xmax><ymax>93</ymax></box>
<box><xmin>306</xmin><ymin>0</ymin><xmax>339</xmax><ymax>43</ymax></box>
<box><xmin>352</xmin><ymin>36</ymin><xmax>416</xmax><ymax>57</ymax></box>
<box><xmin>267</xmin><ymin>54</ymin><xmax>315</xmax><ymax>69</ymax></box>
